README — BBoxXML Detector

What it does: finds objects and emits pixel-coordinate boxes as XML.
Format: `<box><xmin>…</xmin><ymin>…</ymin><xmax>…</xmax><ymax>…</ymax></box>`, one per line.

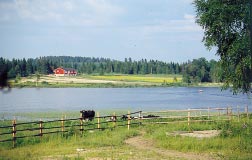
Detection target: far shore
<box><xmin>9</xmin><ymin>74</ymin><xmax>223</xmax><ymax>88</ymax></box>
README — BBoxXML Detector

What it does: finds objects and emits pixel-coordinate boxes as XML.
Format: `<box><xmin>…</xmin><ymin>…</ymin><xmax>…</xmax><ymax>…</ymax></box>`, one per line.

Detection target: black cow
<box><xmin>80</xmin><ymin>110</ymin><xmax>95</xmax><ymax>121</ymax></box>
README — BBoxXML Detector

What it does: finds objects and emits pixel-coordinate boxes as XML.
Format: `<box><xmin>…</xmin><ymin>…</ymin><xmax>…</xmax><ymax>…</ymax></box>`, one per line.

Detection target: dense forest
<box><xmin>0</xmin><ymin>56</ymin><xmax>222</xmax><ymax>83</ymax></box>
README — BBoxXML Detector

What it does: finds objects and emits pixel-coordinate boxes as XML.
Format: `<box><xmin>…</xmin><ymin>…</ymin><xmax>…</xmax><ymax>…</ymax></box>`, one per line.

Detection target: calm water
<box><xmin>0</xmin><ymin>87</ymin><xmax>251</xmax><ymax>113</ymax></box>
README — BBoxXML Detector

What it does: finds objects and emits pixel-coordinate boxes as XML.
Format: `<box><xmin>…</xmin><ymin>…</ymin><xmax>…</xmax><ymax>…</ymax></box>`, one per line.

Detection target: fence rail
<box><xmin>0</xmin><ymin>107</ymin><xmax>250</xmax><ymax>148</ymax></box>
<box><xmin>141</xmin><ymin>106</ymin><xmax>250</xmax><ymax>124</ymax></box>
<box><xmin>0</xmin><ymin>111</ymin><xmax>142</xmax><ymax>147</ymax></box>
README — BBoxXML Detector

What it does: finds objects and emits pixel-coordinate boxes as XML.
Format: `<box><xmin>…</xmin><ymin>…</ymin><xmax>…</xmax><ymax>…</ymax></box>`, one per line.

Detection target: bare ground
<box><xmin>125</xmin><ymin>135</ymin><xmax>219</xmax><ymax>160</ymax></box>
<box><xmin>22</xmin><ymin>75</ymin><xmax>118</xmax><ymax>84</ymax></box>
<box><xmin>166</xmin><ymin>130</ymin><xmax>221</xmax><ymax>138</ymax></box>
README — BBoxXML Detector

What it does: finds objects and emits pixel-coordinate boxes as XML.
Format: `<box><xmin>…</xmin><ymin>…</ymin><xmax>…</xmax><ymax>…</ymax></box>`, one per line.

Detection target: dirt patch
<box><xmin>125</xmin><ymin>135</ymin><xmax>218</xmax><ymax>160</ymax></box>
<box><xmin>40</xmin><ymin>76</ymin><xmax>119</xmax><ymax>84</ymax></box>
<box><xmin>166</xmin><ymin>130</ymin><xmax>221</xmax><ymax>138</ymax></box>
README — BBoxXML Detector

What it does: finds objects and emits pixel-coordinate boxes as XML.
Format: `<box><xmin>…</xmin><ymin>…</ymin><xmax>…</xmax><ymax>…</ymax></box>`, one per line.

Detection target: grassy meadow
<box><xmin>8</xmin><ymin>73</ymin><xmax>224</xmax><ymax>88</ymax></box>
<box><xmin>0</xmin><ymin>112</ymin><xmax>252</xmax><ymax>159</ymax></box>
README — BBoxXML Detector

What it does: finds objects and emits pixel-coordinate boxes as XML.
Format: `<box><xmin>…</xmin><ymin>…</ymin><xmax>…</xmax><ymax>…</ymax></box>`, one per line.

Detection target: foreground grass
<box><xmin>1</xmin><ymin>113</ymin><xmax>252</xmax><ymax>159</ymax></box>
<box><xmin>0</xmin><ymin>127</ymin><xmax>141</xmax><ymax>159</ymax></box>
<box><xmin>145</xmin><ymin>120</ymin><xmax>252</xmax><ymax>159</ymax></box>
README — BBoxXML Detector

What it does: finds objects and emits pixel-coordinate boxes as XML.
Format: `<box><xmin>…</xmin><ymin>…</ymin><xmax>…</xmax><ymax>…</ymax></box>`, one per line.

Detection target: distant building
<box><xmin>54</xmin><ymin>67</ymin><xmax>77</xmax><ymax>76</ymax></box>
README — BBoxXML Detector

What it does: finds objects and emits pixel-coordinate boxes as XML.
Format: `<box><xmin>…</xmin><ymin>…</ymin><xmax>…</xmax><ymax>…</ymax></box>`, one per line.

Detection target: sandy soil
<box><xmin>42</xmin><ymin>76</ymin><xmax>118</xmax><ymax>84</ymax></box>
<box><xmin>21</xmin><ymin>75</ymin><xmax>117</xmax><ymax>84</ymax></box>
<box><xmin>166</xmin><ymin>130</ymin><xmax>221</xmax><ymax>138</ymax></box>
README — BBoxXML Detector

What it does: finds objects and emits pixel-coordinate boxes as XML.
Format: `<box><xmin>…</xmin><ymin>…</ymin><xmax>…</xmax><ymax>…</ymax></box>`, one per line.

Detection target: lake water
<box><xmin>0</xmin><ymin>87</ymin><xmax>251</xmax><ymax>113</ymax></box>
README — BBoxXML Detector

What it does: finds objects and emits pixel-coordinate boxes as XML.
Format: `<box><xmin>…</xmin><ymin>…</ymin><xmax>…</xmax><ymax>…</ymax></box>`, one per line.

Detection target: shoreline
<box><xmin>10</xmin><ymin>84</ymin><xmax>223</xmax><ymax>88</ymax></box>
<box><xmin>9</xmin><ymin>83</ymin><xmax>223</xmax><ymax>89</ymax></box>
<box><xmin>7</xmin><ymin>74</ymin><xmax>223</xmax><ymax>88</ymax></box>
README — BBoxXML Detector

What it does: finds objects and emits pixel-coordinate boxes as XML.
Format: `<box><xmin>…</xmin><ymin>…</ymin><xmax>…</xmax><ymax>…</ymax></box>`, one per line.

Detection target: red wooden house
<box><xmin>54</xmin><ymin>67</ymin><xmax>77</xmax><ymax>76</ymax></box>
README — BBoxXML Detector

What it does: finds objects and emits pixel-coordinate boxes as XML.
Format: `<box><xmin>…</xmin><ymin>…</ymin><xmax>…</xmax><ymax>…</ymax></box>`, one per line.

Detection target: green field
<box><xmin>0</xmin><ymin>112</ymin><xmax>251</xmax><ymax>159</ymax></box>
<box><xmin>88</xmin><ymin>74</ymin><xmax>182</xmax><ymax>83</ymax></box>
<box><xmin>10</xmin><ymin>74</ymin><xmax>185</xmax><ymax>88</ymax></box>
<box><xmin>10</xmin><ymin>74</ymin><xmax>222</xmax><ymax>88</ymax></box>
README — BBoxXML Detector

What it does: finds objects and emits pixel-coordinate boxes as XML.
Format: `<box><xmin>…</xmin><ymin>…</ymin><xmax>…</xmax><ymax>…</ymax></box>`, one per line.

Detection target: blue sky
<box><xmin>0</xmin><ymin>0</ymin><xmax>218</xmax><ymax>62</ymax></box>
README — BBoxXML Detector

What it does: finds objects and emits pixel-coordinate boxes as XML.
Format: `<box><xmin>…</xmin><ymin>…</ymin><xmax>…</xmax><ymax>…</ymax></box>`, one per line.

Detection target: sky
<box><xmin>0</xmin><ymin>0</ymin><xmax>218</xmax><ymax>62</ymax></box>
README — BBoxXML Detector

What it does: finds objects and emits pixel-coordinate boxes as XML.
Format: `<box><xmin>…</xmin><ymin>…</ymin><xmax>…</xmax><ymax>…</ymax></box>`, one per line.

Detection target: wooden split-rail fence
<box><xmin>142</xmin><ymin>106</ymin><xmax>250</xmax><ymax>125</ymax></box>
<box><xmin>0</xmin><ymin>111</ymin><xmax>142</xmax><ymax>148</ymax></box>
<box><xmin>0</xmin><ymin>106</ymin><xmax>250</xmax><ymax>148</ymax></box>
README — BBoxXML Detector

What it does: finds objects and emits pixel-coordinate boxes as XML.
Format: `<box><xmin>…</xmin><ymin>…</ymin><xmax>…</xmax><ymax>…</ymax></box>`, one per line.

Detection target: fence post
<box><xmin>97</xmin><ymin>112</ymin><xmax>100</xmax><ymax>129</ymax></box>
<box><xmin>218</xmin><ymin>108</ymin><xmax>220</xmax><ymax>120</ymax></box>
<box><xmin>39</xmin><ymin>119</ymin><xmax>43</xmax><ymax>139</ymax></box>
<box><xmin>187</xmin><ymin>109</ymin><xmax>190</xmax><ymax>127</ymax></box>
<box><xmin>113</xmin><ymin>112</ymin><xmax>116</xmax><ymax>128</ymax></box>
<box><xmin>237</xmin><ymin>106</ymin><xmax>240</xmax><ymax>122</ymax></box>
<box><xmin>246</xmin><ymin>105</ymin><xmax>249</xmax><ymax>120</ymax></box>
<box><xmin>208</xmin><ymin>107</ymin><xmax>210</xmax><ymax>119</ymax></box>
<box><xmin>80</xmin><ymin>113</ymin><xmax>83</xmax><ymax>134</ymax></box>
<box><xmin>12</xmin><ymin>119</ymin><xmax>16</xmax><ymax>148</ymax></box>
<box><xmin>139</xmin><ymin>111</ymin><xmax>142</xmax><ymax>125</ymax></box>
<box><xmin>61</xmin><ymin>116</ymin><xmax>64</xmax><ymax>133</ymax></box>
<box><xmin>229</xmin><ymin>107</ymin><xmax>232</xmax><ymax>121</ymax></box>
<box><xmin>128</xmin><ymin>111</ymin><xmax>130</xmax><ymax>130</ymax></box>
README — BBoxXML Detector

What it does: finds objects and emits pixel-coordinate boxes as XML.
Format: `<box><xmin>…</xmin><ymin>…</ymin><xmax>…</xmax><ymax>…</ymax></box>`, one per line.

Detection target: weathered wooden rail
<box><xmin>0</xmin><ymin>106</ymin><xmax>250</xmax><ymax>148</ymax></box>
<box><xmin>142</xmin><ymin>106</ymin><xmax>250</xmax><ymax>125</ymax></box>
<box><xmin>0</xmin><ymin>111</ymin><xmax>142</xmax><ymax>147</ymax></box>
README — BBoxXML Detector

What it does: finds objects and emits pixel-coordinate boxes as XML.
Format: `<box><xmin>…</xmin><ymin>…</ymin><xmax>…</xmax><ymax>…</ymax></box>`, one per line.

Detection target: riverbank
<box><xmin>9</xmin><ymin>74</ymin><xmax>222</xmax><ymax>88</ymax></box>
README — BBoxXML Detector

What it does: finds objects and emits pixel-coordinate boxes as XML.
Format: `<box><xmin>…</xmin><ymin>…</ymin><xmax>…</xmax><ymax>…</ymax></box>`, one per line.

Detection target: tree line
<box><xmin>0</xmin><ymin>56</ymin><xmax>222</xmax><ymax>84</ymax></box>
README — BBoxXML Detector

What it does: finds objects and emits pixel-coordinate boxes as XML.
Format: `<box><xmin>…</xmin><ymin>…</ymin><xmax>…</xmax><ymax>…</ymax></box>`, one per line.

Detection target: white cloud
<box><xmin>80</xmin><ymin>0</ymin><xmax>124</xmax><ymax>26</ymax></box>
<box><xmin>181</xmin><ymin>0</ymin><xmax>194</xmax><ymax>4</ymax></box>
<box><xmin>0</xmin><ymin>0</ymin><xmax>124</xmax><ymax>26</ymax></box>
<box><xmin>142</xmin><ymin>13</ymin><xmax>201</xmax><ymax>34</ymax></box>
<box><xmin>86</xmin><ymin>0</ymin><xmax>123</xmax><ymax>15</ymax></box>
<box><xmin>13</xmin><ymin>0</ymin><xmax>63</xmax><ymax>21</ymax></box>
<box><xmin>184</xmin><ymin>13</ymin><xmax>195</xmax><ymax>21</ymax></box>
<box><xmin>62</xmin><ymin>1</ymin><xmax>75</xmax><ymax>11</ymax></box>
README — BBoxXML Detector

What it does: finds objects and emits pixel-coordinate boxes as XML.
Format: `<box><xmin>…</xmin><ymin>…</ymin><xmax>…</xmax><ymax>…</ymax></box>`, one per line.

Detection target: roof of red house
<box><xmin>55</xmin><ymin>67</ymin><xmax>77</xmax><ymax>71</ymax></box>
